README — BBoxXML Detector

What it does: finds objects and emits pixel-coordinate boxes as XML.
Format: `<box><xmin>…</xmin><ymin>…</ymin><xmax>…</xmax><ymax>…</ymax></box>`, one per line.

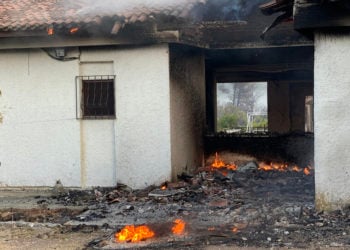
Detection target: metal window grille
<box><xmin>76</xmin><ymin>75</ymin><xmax>116</xmax><ymax>119</ymax></box>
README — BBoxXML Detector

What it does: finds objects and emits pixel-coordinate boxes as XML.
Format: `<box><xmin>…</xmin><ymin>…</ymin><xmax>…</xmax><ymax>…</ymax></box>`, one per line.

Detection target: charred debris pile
<box><xmin>1</xmin><ymin>157</ymin><xmax>349</xmax><ymax>249</ymax></box>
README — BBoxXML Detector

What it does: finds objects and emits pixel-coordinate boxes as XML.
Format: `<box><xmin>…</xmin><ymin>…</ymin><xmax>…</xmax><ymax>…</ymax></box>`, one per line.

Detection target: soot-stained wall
<box><xmin>170</xmin><ymin>45</ymin><xmax>206</xmax><ymax>179</ymax></box>
<box><xmin>268</xmin><ymin>81</ymin><xmax>313</xmax><ymax>133</ymax></box>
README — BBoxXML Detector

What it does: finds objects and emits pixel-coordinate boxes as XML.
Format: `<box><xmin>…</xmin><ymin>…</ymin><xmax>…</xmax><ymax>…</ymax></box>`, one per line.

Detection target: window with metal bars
<box><xmin>77</xmin><ymin>75</ymin><xmax>116</xmax><ymax>119</ymax></box>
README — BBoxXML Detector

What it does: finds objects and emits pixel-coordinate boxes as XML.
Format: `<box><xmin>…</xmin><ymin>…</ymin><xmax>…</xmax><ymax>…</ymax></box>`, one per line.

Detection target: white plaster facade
<box><xmin>0</xmin><ymin>44</ymin><xmax>198</xmax><ymax>189</ymax></box>
<box><xmin>314</xmin><ymin>33</ymin><xmax>350</xmax><ymax>210</ymax></box>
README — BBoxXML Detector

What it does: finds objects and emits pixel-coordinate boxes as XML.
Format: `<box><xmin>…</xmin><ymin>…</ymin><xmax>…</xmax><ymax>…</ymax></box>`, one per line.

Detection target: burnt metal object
<box><xmin>260</xmin><ymin>0</ymin><xmax>293</xmax><ymax>15</ymax></box>
<box><xmin>259</xmin><ymin>0</ymin><xmax>294</xmax><ymax>38</ymax></box>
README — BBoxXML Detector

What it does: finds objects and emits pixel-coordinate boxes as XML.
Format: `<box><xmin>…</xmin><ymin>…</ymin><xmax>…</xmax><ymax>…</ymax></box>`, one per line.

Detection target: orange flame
<box><xmin>292</xmin><ymin>165</ymin><xmax>302</xmax><ymax>172</ymax></box>
<box><xmin>258</xmin><ymin>162</ymin><xmax>311</xmax><ymax>174</ymax></box>
<box><xmin>226</xmin><ymin>164</ymin><xmax>237</xmax><ymax>171</ymax></box>
<box><xmin>212</xmin><ymin>152</ymin><xmax>225</xmax><ymax>168</ymax></box>
<box><xmin>47</xmin><ymin>27</ymin><xmax>54</xmax><ymax>36</ymax></box>
<box><xmin>70</xmin><ymin>27</ymin><xmax>79</xmax><ymax>34</ymax></box>
<box><xmin>160</xmin><ymin>185</ymin><xmax>167</xmax><ymax>190</ymax></box>
<box><xmin>303</xmin><ymin>167</ymin><xmax>311</xmax><ymax>175</ymax></box>
<box><xmin>258</xmin><ymin>162</ymin><xmax>288</xmax><ymax>171</ymax></box>
<box><xmin>115</xmin><ymin>225</ymin><xmax>155</xmax><ymax>243</ymax></box>
<box><xmin>211</xmin><ymin>152</ymin><xmax>237</xmax><ymax>170</ymax></box>
<box><xmin>172</xmin><ymin>219</ymin><xmax>186</xmax><ymax>235</ymax></box>
<box><xmin>258</xmin><ymin>163</ymin><xmax>274</xmax><ymax>171</ymax></box>
<box><xmin>211</xmin><ymin>153</ymin><xmax>312</xmax><ymax>175</ymax></box>
<box><xmin>232</xmin><ymin>227</ymin><xmax>238</xmax><ymax>233</ymax></box>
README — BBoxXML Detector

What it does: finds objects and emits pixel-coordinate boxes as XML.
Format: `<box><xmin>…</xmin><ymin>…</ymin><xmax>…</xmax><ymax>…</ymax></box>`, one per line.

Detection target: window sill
<box><xmin>81</xmin><ymin>116</ymin><xmax>116</xmax><ymax>120</ymax></box>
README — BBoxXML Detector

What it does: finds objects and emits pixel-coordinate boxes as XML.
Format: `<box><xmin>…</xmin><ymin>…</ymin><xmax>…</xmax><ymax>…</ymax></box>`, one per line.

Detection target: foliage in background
<box><xmin>218</xmin><ymin>82</ymin><xmax>257</xmax><ymax>113</ymax></box>
<box><xmin>217</xmin><ymin>105</ymin><xmax>246</xmax><ymax>131</ymax></box>
<box><xmin>216</xmin><ymin>82</ymin><xmax>268</xmax><ymax>132</ymax></box>
<box><xmin>252</xmin><ymin>115</ymin><xmax>268</xmax><ymax>128</ymax></box>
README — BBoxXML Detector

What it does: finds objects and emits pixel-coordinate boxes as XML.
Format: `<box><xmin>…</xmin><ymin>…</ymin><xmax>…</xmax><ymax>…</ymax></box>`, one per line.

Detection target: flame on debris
<box><xmin>211</xmin><ymin>152</ymin><xmax>237</xmax><ymax>170</ymax></box>
<box><xmin>47</xmin><ymin>26</ymin><xmax>54</xmax><ymax>36</ymax></box>
<box><xmin>212</xmin><ymin>152</ymin><xmax>225</xmax><ymax>168</ymax></box>
<box><xmin>172</xmin><ymin>219</ymin><xmax>186</xmax><ymax>235</ymax></box>
<box><xmin>303</xmin><ymin>167</ymin><xmax>311</xmax><ymax>175</ymax></box>
<box><xmin>115</xmin><ymin>225</ymin><xmax>155</xmax><ymax>243</ymax></box>
<box><xmin>211</xmin><ymin>153</ymin><xmax>312</xmax><ymax>175</ymax></box>
<box><xmin>258</xmin><ymin>162</ymin><xmax>313</xmax><ymax>175</ymax></box>
<box><xmin>232</xmin><ymin>227</ymin><xmax>238</xmax><ymax>233</ymax></box>
<box><xmin>292</xmin><ymin>165</ymin><xmax>302</xmax><ymax>172</ymax></box>
<box><xmin>70</xmin><ymin>27</ymin><xmax>79</xmax><ymax>34</ymax></box>
<box><xmin>258</xmin><ymin>162</ymin><xmax>288</xmax><ymax>172</ymax></box>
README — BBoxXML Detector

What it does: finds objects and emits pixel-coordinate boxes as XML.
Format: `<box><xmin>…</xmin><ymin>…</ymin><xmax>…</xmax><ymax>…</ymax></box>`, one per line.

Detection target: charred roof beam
<box><xmin>294</xmin><ymin>0</ymin><xmax>350</xmax><ymax>30</ymax></box>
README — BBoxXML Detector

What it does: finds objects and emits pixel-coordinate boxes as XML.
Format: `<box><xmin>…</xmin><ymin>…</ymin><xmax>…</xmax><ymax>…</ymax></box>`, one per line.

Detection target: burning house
<box><xmin>0</xmin><ymin>0</ymin><xmax>348</xmax><ymax>212</ymax></box>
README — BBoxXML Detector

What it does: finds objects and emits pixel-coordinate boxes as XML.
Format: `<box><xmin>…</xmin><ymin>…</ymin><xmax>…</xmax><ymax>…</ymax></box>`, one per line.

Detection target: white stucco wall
<box><xmin>0</xmin><ymin>44</ymin><xmax>172</xmax><ymax>189</ymax></box>
<box><xmin>78</xmin><ymin>59</ymin><xmax>116</xmax><ymax>187</ymax></box>
<box><xmin>0</xmin><ymin>49</ymin><xmax>81</xmax><ymax>186</ymax></box>
<box><xmin>113</xmin><ymin>45</ymin><xmax>172</xmax><ymax>189</ymax></box>
<box><xmin>314</xmin><ymin>33</ymin><xmax>350</xmax><ymax>210</ymax></box>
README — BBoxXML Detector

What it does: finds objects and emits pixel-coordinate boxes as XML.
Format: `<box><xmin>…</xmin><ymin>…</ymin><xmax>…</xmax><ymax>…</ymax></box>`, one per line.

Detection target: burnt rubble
<box><xmin>73</xmin><ymin>168</ymin><xmax>348</xmax><ymax>249</ymax></box>
<box><xmin>1</xmin><ymin>166</ymin><xmax>349</xmax><ymax>249</ymax></box>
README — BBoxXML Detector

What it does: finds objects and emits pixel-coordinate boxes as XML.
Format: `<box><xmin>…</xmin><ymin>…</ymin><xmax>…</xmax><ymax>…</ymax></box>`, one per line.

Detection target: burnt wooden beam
<box><xmin>215</xmin><ymin>69</ymin><xmax>313</xmax><ymax>83</ymax></box>
<box><xmin>294</xmin><ymin>1</ymin><xmax>350</xmax><ymax>30</ymax></box>
<box><xmin>0</xmin><ymin>30</ymin><xmax>47</xmax><ymax>38</ymax></box>
<box><xmin>180</xmin><ymin>21</ymin><xmax>312</xmax><ymax>49</ymax></box>
<box><xmin>214</xmin><ymin>62</ymin><xmax>313</xmax><ymax>71</ymax></box>
<box><xmin>205</xmin><ymin>46</ymin><xmax>314</xmax><ymax>70</ymax></box>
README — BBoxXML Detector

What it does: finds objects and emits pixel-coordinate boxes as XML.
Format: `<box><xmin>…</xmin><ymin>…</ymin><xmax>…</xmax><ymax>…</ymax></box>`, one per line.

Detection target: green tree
<box><xmin>253</xmin><ymin>116</ymin><xmax>268</xmax><ymax>128</ymax></box>
<box><xmin>217</xmin><ymin>105</ymin><xmax>246</xmax><ymax>131</ymax></box>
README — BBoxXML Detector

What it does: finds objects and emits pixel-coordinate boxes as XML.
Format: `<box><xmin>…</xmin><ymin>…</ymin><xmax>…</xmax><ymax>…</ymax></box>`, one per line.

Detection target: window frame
<box><xmin>76</xmin><ymin>75</ymin><xmax>116</xmax><ymax>120</ymax></box>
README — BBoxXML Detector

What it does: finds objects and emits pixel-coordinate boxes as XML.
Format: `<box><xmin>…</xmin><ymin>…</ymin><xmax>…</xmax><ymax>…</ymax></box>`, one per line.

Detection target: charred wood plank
<box><xmin>295</xmin><ymin>1</ymin><xmax>350</xmax><ymax>30</ymax></box>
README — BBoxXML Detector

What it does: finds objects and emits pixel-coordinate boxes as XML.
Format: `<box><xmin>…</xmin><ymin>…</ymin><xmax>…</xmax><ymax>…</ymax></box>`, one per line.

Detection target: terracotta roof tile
<box><xmin>0</xmin><ymin>0</ymin><xmax>206</xmax><ymax>32</ymax></box>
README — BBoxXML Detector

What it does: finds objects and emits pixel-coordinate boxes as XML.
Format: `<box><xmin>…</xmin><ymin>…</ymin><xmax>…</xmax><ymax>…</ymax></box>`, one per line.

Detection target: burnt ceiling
<box><xmin>205</xmin><ymin>46</ymin><xmax>314</xmax><ymax>82</ymax></box>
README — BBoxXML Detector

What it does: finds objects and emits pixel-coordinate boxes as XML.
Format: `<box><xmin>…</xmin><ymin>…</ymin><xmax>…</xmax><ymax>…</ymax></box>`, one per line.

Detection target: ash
<box><xmin>1</xmin><ymin>168</ymin><xmax>349</xmax><ymax>249</ymax></box>
<box><xmin>75</xmin><ymin>169</ymin><xmax>348</xmax><ymax>249</ymax></box>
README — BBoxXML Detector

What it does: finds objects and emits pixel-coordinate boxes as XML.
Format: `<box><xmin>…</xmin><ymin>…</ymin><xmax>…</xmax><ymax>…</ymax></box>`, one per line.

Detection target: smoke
<box><xmin>75</xmin><ymin>0</ymin><xmax>267</xmax><ymax>22</ymax></box>
<box><xmin>75</xmin><ymin>0</ymin><xmax>204</xmax><ymax>17</ymax></box>
<box><xmin>0</xmin><ymin>0</ymin><xmax>269</xmax><ymax>35</ymax></box>
<box><xmin>201</xmin><ymin>0</ymin><xmax>268</xmax><ymax>21</ymax></box>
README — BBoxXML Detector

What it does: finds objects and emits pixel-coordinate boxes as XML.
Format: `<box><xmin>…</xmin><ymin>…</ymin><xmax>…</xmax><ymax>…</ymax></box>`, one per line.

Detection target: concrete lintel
<box><xmin>0</xmin><ymin>36</ymin><xmax>134</xmax><ymax>50</ymax></box>
<box><xmin>0</xmin><ymin>33</ymin><xmax>179</xmax><ymax>50</ymax></box>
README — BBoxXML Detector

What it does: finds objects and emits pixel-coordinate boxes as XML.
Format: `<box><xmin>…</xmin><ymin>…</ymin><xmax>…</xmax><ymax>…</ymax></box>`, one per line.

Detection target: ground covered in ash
<box><xmin>1</xmin><ymin>166</ymin><xmax>349</xmax><ymax>250</ymax></box>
